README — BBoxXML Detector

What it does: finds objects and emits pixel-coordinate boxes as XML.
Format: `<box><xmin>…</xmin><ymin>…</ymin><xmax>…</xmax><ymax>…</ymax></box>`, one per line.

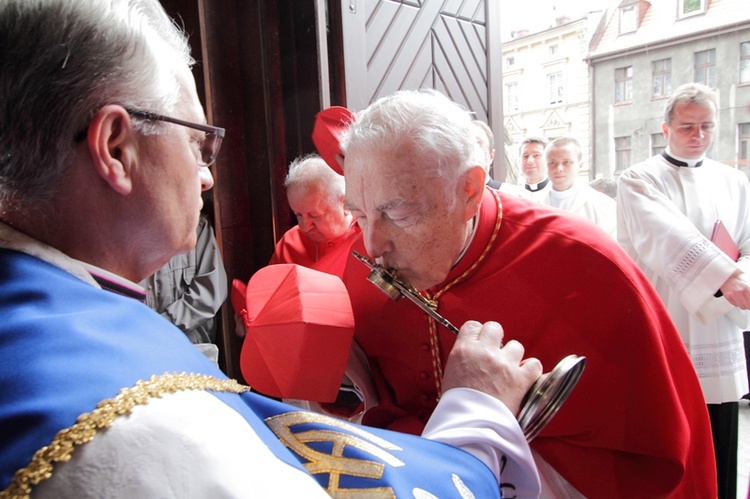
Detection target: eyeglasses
<box><xmin>127</xmin><ymin>109</ymin><xmax>225</xmax><ymax>166</ymax></box>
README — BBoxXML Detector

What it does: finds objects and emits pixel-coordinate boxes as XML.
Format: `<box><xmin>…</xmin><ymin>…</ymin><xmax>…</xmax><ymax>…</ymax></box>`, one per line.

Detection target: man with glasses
<box><xmin>0</xmin><ymin>1</ymin><xmax>546</xmax><ymax>496</ymax></box>
<box><xmin>618</xmin><ymin>82</ymin><xmax>750</xmax><ymax>498</ymax></box>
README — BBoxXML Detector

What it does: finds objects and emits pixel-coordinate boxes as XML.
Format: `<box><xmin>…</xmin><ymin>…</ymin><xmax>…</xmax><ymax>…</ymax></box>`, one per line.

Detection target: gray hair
<box><xmin>546</xmin><ymin>136</ymin><xmax>582</xmax><ymax>161</ymax></box>
<box><xmin>284</xmin><ymin>154</ymin><xmax>345</xmax><ymax>206</ymax></box>
<box><xmin>341</xmin><ymin>90</ymin><xmax>475</xmax><ymax>192</ymax></box>
<box><xmin>0</xmin><ymin>0</ymin><xmax>193</xmax><ymax>212</ymax></box>
<box><xmin>519</xmin><ymin>135</ymin><xmax>548</xmax><ymax>153</ymax></box>
<box><xmin>664</xmin><ymin>83</ymin><xmax>717</xmax><ymax>125</ymax></box>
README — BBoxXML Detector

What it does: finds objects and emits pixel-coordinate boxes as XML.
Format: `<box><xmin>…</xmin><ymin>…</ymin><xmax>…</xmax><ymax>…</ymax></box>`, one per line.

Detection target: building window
<box><xmin>506</xmin><ymin>56</ymin><xmax>515</xmax><ymax>69</ymax></box>
<box><xmin>740</xmin><ymin>123</ymin><xmax>750</xmax><ymax>175</ymax></box>
<box><xmin>741</xmin><ymin>42</ymin><xmax>750</xmax><ymax>84</ymax></box>
<box><xmin>615</xmin><ymin>66</ymin><xmax>633</xmax><ymax>103</ymax></box>
<box><xmin>619</xmin><ymin>4</ymin><xmax>638</xmax><ymax>34</ymax></box>
<box><xmin>505</xmin><ymin>82</ymin><xmax>520</xmax><ymax>113</ymax></box>
<box><xmin>651</xmin><ymin>133</ymin><xmax>667</xmax><ymax>156</ymax></box>
<box><xmin>652</xmin><ymin>58</ymin><xmax>672</xmax><ymax>97</ymax></box>
<box><xmin>694</xmin><ymin>49</ymin><xmax>716</xmax><ymax>87</ymax></box>
<box><xmin>548</xmin><ymin>72</ymin><xmax>564</xmax><ymax>105</ymax></box>
<box><xmin>679</xmin><ymin>0</ymin><xmax>706</xmax><ymax>18</ymax></box>
<box><xmin>615</xmin><ymin>136</ymin><xmax>632</xmax><ymax>172</ymax></box>
<box><xmin>549</xmin><ymin>44</ymin><xmax>558</xmax><ymax>58</ymax></box>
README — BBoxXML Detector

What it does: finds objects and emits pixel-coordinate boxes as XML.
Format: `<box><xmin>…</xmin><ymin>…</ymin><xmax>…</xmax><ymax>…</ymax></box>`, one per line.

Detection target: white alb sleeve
<box><xmin>422</xmin><ymin>387</ymin><xmax>541</xmax><ymax>499</ymax></box>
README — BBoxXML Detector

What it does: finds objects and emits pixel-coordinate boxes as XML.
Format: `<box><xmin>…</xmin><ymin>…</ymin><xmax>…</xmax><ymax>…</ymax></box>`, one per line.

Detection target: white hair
<box><xmin>341</xmin><ymin>90</ymin><xmax>476</xmax><ymax>197</ymax></box>
<box><xmin>284</xmin><ymin>154</ymin><xmax>345</xmax><ymax>206</ymax></box>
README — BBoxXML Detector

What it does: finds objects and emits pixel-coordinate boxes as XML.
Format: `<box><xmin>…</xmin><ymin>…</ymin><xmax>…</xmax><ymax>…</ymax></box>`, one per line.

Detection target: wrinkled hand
<box><xmin>442</xmin><ymin>320</ymin><xmax>542</xmax><ymax>417</ymax></box>
<box><xmin>721</xmin><ymin>270</ymin><xmax>750</xmax><ymax>310</ymax></box>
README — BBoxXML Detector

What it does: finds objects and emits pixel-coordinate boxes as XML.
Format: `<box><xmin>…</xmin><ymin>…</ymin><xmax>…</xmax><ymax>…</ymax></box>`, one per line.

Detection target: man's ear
<box><xmin>461</xmin><ymin>165</ymin><xmax>485</xmax><ymax>221</ymax></box>
<box><xmin>86</xmin><ymin>105</ymin><xmax>138</xmax><ymax>195</ymax></box>
<box><xmin>339</xmin><ymin>194</ymin><xmax>351</xmax><ymax>215</ymax></box>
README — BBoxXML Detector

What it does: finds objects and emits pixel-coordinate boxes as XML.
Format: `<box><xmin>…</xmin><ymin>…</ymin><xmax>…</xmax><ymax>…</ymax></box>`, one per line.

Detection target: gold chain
<box><xmin>1</xmin><ymin>373</ymin><xmax>251</xmax><ymax>499</ymax></box>
<box><xmin>428</xmin><ymin>189</ymin><xmax>504</xmax><ymax>400</ymax></box>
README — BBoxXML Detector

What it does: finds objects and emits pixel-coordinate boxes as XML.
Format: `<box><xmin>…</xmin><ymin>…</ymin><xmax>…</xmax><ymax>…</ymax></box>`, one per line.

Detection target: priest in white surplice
<box><xmin>617</xmin><ymin>82</ymin><xmax>750</xmax><ymax>499</ymax></box>
<box><xmin>541</xmin><ymin>136</ymin><xmax>617</xmax><ymax>238</ymax></box>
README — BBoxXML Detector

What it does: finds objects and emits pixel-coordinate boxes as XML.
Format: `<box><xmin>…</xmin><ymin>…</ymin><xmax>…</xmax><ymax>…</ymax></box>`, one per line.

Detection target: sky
<box><xmin>499</xmin><ymin>0</ymin><xmax>609</xmax><ymax>41</ymax></box>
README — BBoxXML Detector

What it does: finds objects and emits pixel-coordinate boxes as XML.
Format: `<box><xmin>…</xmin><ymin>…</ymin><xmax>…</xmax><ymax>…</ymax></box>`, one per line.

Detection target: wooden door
<box><xmin>340</xmin><ymin>0</ymin><xmax>505</xmax><ymax>176</ymax></box>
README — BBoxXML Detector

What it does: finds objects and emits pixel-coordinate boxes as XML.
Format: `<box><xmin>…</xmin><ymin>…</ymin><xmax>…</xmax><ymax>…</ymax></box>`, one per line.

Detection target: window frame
<box><xmin>615</xmin><ymin>136</ymin><xmax>632</xmax><ymax>173</ymax></box>
<box><xmin>619</xmin><ymin>4</ymin><xmax>638</xmax><ymax>34</ymax></box>
<box><xmin>651</xmin><ymin>58</ymin><xmax>672</xmax><ymax>98</ymax></box>
<box><xmin>651</xmin><ymin>132</ymin><xmax>667</xmax><ymax>156</ymax></box>
<box><xmin>694</xmin><ymin>48</ymin><xmax>716</xmax><ymax>88</ymax></box>
<box><xmin>740</xmin><ymin>123</ymin><xmax>750</xmax><ymax>176</ymax></box>
<box><xmin>679</xmin><ymin>0</ymin><xmax>706</xmax><ymax>19</ymax></box>
<box><xmin>548</xmin><ymin>72</ymin><xmax>564</xmax><ymax>105</ymax></box>
<box><xmin>615</xmin><ymin>66</ymin><xmax>633</xmax><ymax>104</ymax></box>
<box><xmin>741</xmin><ymin>42</ymin><xmax>750</xmax><ymax>85</ymax></box>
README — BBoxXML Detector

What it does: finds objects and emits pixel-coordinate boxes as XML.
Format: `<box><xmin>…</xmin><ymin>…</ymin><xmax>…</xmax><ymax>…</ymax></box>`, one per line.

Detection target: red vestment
<box><xmin>342</xmin><ymin>188</ymin><xmax>716</xmax><ymax>498</ymax></box>
<box><xmin>269</xmin><ymin>223</ymin><xmax>361</xmax><ymax>277</ymax></box>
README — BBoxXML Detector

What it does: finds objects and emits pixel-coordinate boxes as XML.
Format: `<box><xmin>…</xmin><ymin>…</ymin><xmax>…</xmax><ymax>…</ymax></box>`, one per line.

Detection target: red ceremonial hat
<box><xmin>230</xmin><ymin>278</ymin><xmax>247</xmax><ymax>318</ymax></box>
<box><xmin>311</xmin><ymin>106</ymin><xmax>356</xmax><ymax>175</ymax></box>
<box><xmin>239</xmin><ymin>264</ymin><xmax>354</xmax><ymax>402</ymax></box>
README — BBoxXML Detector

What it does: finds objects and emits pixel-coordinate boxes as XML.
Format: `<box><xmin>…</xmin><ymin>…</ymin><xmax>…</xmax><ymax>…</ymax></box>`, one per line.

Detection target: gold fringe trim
<box><xmin>0</xmin><ymin>372</ymin><xmax>251</xmax><ymax>499</ymax></box>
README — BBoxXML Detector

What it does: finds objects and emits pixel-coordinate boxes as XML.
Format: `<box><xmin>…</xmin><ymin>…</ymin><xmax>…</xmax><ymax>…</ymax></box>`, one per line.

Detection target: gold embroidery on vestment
<box><xmin>0</xmin><ymin>373</ymin><xmax>251</xmax><ymax>499</ymax></box>
<box><xmin>266</xmin><ymin>411</ymin><xmax>404</xmax><ymax>497</ymax></box>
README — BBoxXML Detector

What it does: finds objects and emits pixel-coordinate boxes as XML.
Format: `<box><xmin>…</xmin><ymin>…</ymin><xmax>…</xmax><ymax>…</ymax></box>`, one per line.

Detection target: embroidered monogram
<box><xmin>266</xmin><ymin>411</ymin><xmax>405</xmax><ymax>497</ymax></box>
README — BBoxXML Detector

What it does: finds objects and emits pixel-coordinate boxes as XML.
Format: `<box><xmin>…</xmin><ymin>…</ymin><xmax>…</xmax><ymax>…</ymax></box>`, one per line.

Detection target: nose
<box><xmin>299</xmin><ymin>216</ymin><xmax>314</xmax><ymax>232</ymax></box>
<box><xmin>362</xmin><ymin>220</ymin><xmax>392</xmax><ymax>259</ymax></box>
<box><xmin>199</xmin><ymin>166</ymin><xmax>214</xmax><ymax>191</ymax></box>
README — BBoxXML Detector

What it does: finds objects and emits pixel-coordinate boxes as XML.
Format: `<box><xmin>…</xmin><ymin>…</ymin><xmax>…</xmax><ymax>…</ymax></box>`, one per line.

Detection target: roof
<box><xmin>589</xmin><ymin>0</ymin><xmax>750</xmax><ymax>61</ymax></box>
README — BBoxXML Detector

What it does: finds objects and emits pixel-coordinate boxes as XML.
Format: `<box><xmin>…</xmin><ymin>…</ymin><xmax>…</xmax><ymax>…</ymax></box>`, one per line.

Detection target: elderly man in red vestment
<box><xmin>269</xmin><ymin>154</ymin><xmax>360</xmax><ymax>277</ymax></box>
<box><xmin>338</xmin><ymin>89</ymin><xmax>717</xmax><ymax>498</ymax></box>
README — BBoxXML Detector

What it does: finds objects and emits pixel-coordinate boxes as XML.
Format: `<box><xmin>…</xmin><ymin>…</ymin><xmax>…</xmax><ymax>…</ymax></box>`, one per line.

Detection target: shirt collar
<box><xmin>0</xmin><ymin>220</ymin><xmax>146</xmax><ymax>302</ymax></box>
<box><xmin>525</xmin><ymin>177</ymin><xmax>550</xmax><ymax>192</ymax></box>
<box><xmin>77</xmin><ymin>261</ymin><xmax>147</xmax><ymax>302</ymax></box>
<box><xmin>662</xmin><ymin>148</ymin><xmax>703</xmax><ymax>168</ymax></box>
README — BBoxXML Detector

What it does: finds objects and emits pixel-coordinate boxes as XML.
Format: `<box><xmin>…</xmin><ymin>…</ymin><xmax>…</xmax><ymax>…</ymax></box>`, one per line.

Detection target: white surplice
<box><xmin>617</xmin><ymin>154</ymin><xmax>750</xmax><ymax>403</ymax></box>
<box><xmin>541</xmin><ymin>182</ymin><xmax>618</xmax><ymax>238</ymax></box>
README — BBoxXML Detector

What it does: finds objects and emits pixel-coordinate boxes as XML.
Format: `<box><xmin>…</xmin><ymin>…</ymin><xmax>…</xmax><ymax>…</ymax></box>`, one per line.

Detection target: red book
<box><xmin>710</xmin><ymin>219</ymin><xmax>739</xmax><ymax>261</ymax></box>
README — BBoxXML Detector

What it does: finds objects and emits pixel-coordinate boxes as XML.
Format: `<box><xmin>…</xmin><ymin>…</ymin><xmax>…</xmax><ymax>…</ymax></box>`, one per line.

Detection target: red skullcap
<box><xmin>311</xmin><ymin>106</ymin><xmax>356</xmax><ymax>175</ymax></box>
